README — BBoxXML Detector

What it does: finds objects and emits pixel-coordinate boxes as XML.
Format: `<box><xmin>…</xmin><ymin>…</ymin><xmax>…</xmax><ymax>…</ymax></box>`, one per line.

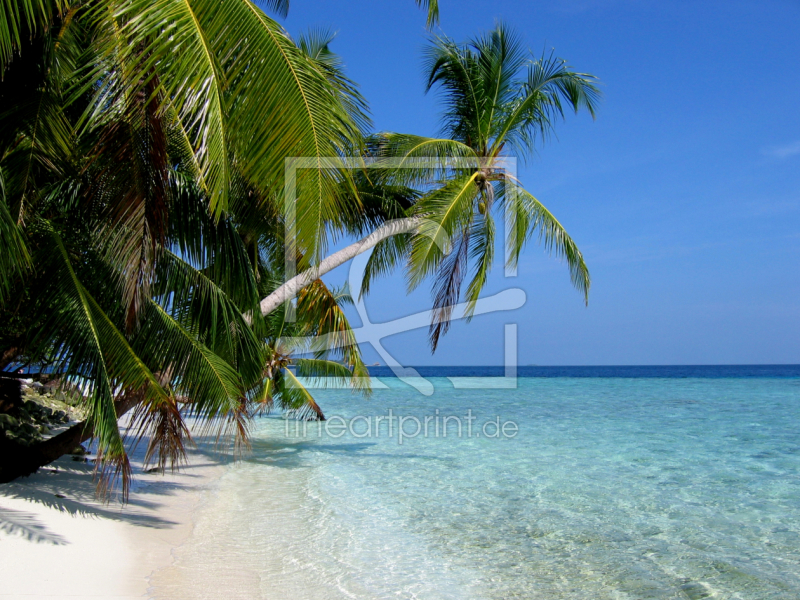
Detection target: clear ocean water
<box><xmin>153</xmin><ymin>367</ymin><xmax>800</xmax><ymax>599</ymax></box>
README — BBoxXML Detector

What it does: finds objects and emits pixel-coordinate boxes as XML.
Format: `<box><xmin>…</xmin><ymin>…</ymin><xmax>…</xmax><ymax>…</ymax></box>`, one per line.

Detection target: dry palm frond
<box><xmin>129</xmin><ymin>393</ymin><xmax>191</xmax><ymax>475</ymax></box>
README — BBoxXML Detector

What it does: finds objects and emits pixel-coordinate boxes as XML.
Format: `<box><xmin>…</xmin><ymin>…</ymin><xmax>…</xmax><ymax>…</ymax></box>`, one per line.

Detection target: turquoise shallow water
<box><xmin>159</xmin><ymin>376</ymin><xmax>800</xmax><ymax>599</ymax></box>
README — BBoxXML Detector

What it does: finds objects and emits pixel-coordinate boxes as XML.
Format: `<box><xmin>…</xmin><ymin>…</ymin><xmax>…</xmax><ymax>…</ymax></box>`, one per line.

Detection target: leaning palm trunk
<box><xmin>258</xmin><ymin>217</ymin><xmax>419</xmax><ymax>316</ymax></box>
<box><xmin>0</xmin><ymin>384</ymin><xmax>144</xmax><ymax>484</ymax></box>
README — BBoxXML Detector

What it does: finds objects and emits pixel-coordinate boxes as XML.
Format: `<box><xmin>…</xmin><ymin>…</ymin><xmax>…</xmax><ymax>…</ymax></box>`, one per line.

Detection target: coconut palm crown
<box><xmin>367</xmin><ymin>23</ymin><xmax>601</xmax><ymax>350</ymax></box>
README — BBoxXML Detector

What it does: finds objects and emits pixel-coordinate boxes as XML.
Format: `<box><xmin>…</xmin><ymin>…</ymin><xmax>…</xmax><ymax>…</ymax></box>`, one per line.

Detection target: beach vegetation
<box><xmin>0</xmin><ymin>3</ymin><xmax>598</xmax><ymax>497</ymax></box>
<box><xmin>0</xmin><ymin>0</ymin><xmax>371</xmax><ymax>493</ymax></box>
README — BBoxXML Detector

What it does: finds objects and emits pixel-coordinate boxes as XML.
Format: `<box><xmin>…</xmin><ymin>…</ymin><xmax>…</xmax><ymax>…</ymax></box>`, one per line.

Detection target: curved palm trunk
<box><xmin>0</xmin><ymin>390</ymin><xmax>143</xmax><ymax>484</ymax></box>
<box><xmin>2</xmin><ymin>217</ymin><xmax>420</xmax><ymax>482</ymax></box>
<box><xmin>258</xmin><ymin>217</ymin><xmax>419</xmax><ymax>316</ymax></box>
<box><xmin>0</xmin><ymin>420</ymin><xmax>91</xmax><ymax>483</ymax></box>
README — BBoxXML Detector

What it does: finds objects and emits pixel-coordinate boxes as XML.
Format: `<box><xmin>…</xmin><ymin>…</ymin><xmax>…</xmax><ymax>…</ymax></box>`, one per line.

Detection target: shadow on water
<box><xmin>219</xmin><ymin>437</ymin><xmax>453</xmax><ymax>469</ymax></box>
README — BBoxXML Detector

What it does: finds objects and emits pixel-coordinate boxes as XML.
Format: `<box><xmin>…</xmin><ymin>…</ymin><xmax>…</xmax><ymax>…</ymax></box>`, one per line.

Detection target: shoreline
<box><xmin>4</xmin><ymin>374</ymin><xmax>798</xmax><ymax>599</ymax></box>
<box><xmin>0</xmin><ymin>444</ymin><xmax>230</xmax><ymax>599</ymax></box>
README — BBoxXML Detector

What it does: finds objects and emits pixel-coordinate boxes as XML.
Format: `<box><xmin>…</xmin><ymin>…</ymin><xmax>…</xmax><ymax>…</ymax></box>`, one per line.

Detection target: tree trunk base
<box><xmin>0</xmin><ymin>389</ymin><xmax>143</xmax><ymax>484</ymax></box>
<box><xmin>0</xmin><ymin>420</ymin><xmax>91</xmax><ymax>483</ymax></box>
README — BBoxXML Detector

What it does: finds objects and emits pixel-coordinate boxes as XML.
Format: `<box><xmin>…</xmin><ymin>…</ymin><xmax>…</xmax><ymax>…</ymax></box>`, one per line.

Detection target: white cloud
<box><xmin>762</xmin><ymin>140</ymin><xmax>800</xmax><ymax>159</ymax></box>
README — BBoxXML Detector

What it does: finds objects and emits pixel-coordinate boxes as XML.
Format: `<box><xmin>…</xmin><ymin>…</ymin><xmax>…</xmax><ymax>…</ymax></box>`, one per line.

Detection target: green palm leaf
<box><xmin>463</xmin><ymin>199</ymin><xmax>495</xmax><ymax>317</ymax></box>
<box><xmin>106</xmin><ymin>0</ymin><xmax>230</xmax><ymax>214</ymax></box>
<box><xmin>491</xmin><ymin>51</ymin><xmax>600</xmax><ymax>160</ymax></box>
<box><xmin>0</xmin><ymin>10</ymin><xmax>77</xmax><ymax>225</ymax></box>
<box><xmin>360</xmin><ymin>231</ymin><xmax>411</xmax><ymax>298</ymax></box>
<box><xmin>415</xmin><ymin>0</ymin><xmax>439</xmax><ymax>28</ymax></box>
<box><xmin>136</xmin><ymin>299</ymin><xmax>245</xmax><ymax>421</ymax></box>
<box><xmin>0</xmin><ymin>196</ymin><xmax>30</xmax><ymax>302</ymax></box>
<box><xmin>296</xmin><ymin>27</ymin><xmax>371</xmax><ymax>138</ymax></box>
<box><xmin>295</xmin><ymin>280</ymin><xmax>370</xmax><ymax>390</ymax></box>
<box><xmin>504</xmin><ymin>182</ymin><xmax>590</xmax><ymax>302</ymax></box>
<box><xmin>279</xmin><ymin>368</ymin><xmax>325</xmax><ymax>421</ymax></box>
<box><xmin>408</xmin><ymin>171</ymin><xmax>480</xmax><ymax>290</ymax></box>
<box><xmin>154</xmin><ymin>248</ymin><xmax>263</xmax><ymax>384</ymax></box>
<box><xmin>108</xmin><ymin>0</ymin><xmax>361</xmax><ymax>252</ymax></box>
<box><xmin>34</xmin><ymin>227</ymin><xmax>172</xmax><ymax>496</ymax></box>
<box><xmin>374</xmin><ymin>133</ymin><xmax>479</xmax><ymax>189</ymax></box>
<box><xmin>0</xmin><ymin>0</ymin><xmax>66</xmax><ymax>68</ymax></box>
<box><xmin>428</xmin><ymin>219</ymin><xmax>471</xmax><ymax>350</ymax></box>
<box><xmin>295</xmin><ymin>357</ymin><xmax>359</xmax><ymax>388</ymax></box>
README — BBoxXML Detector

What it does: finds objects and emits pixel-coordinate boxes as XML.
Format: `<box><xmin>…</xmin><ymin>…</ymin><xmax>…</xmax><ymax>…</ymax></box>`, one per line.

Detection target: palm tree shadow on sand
<box><xmin>0</xmin><ymin>437</ymin><xmax>239</xmax><ymax>544</ymax></box>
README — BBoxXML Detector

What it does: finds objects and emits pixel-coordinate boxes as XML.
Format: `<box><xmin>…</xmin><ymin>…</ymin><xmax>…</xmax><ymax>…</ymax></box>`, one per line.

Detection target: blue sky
<box><xmin>280</xmin><ymin>0</ymin><xmax>800</xmax><ymax>366</ymax></box>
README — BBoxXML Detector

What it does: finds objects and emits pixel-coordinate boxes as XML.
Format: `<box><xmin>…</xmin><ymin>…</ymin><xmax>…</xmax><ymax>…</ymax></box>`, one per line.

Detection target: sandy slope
<box><xmin>0</xmin><ymin>447</ymin><xmax>228</xmax><ymax>599</ymax></box>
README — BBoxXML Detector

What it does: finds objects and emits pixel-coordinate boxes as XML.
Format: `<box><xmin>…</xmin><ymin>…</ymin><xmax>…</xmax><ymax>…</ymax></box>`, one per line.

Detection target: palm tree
<box><xmin>0</xmin><ymin>0</ymin><xmax>369</xmax><ymax>493</ymax></box>
<box><xmin>0</xmin><ymin>9</ymin><xmax>599</xmax><ymax>497</ymax></box>
<box><xmin>258</xmin><ymin>24</ymin><xmax>600</xmax><ymax>347</ymax></box>
<box><xmin>256</xmin><ymin>280</ymin><xmax>370</xmax><ymax>422</ymax></box>
<box><xmin>361</xmin><ymin>23</ymin><xmax>601</xmax><ymax>350</ymax></box>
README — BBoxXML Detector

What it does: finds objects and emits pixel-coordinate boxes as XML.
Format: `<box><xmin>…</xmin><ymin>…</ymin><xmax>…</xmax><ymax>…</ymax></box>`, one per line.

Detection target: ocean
<box><xmin>150</xmin><ymin>367</ymin><xmax>800</xmax><ymax>599</ymax></box>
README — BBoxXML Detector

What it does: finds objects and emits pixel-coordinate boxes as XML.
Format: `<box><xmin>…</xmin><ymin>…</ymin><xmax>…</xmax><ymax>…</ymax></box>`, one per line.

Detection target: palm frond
<box><xmin>166</xmin><ymin>174</ymin><xmax>261</xmax><ymax>313</ymax></box>
<box><xmin>360</xmin><ymin>231</ymin><xmax>411</xmax><ymax>298</ymax></box>
<box><xmin>407</xmin><ymin>171</ymin><xmax>480</xmax><ymax>290</ymax></box>
<box><xmin>297</xmin><ymin>27</ymin><xmax>371</xmax><ymax>136</ymax></box>
<box><xmin>470</xmin><ymin>23</ymin><xmax>526</xmax><ymax>147</ymax></box>
<box><xmin>106</xmin><ymin>0</ymin><xmax>361</xmax><ymax>244</ymax></box>
<box><xmin>295</xmin><ymin>357</ymin><xmax>360</xmax><ymax>390</ymax></box>
<box><xmin>374</xmin><ymin>133</ymin><xmax>479</xmax><ymax>187</ymax></box>
<box><xmin>463</xmin><ymin>197</ymin><xmax>495</xmax><ymax>317</ymax></box>
<box><xmin>294</xmin><ymin>280</ymin><xmax>370</xmax><ymax>393</ymax></box>
<box><xmin>279</xmin><ymin>367</ymin><xmax>325</xmax><ymax>421</ymax></box>
<box><xmin>0</xmin><ymin>0</ymin><xmax>66</xmax><ymax>69</ymax></box>
<box><xmin>102</xmin><ymin>0</ymin><xmax>229</xmax><ymax>215</ymax></box>
<box><xmin>492</xmin><ymin>51</ymin><xmax>600</xmax><ymax>160</ymax></box>
<box><xmin>0</xmin><ymin>196</ymin><xmax>30</xmax><ymax>302</ymax></box>
<box><xmin>0</xmin><ymin>13</ymin><xmax>76</xmax><ymax>225</ymax></box>
<box><xmin>87</xmin><ymin>68</ymin><xmax>172</xmax><ymax>331</ymax></box>
<box><xmin>428</xmin><ymin>220</ymin><xmax>471</xmax><ymax>351</ymax></box>
<box><xmin>527</xmin><ymin>50</ymin><xmax>601</xmax><ymax>118</ymax></box>
<box><xmin>135</xmin><ymin>299</ymin><xmax>245</xmax><ymax>421</ymax></box>
<box><xmin>423</xmin><ymin>35</ymin><xmax>485</xmax><ymax>149</ymax></box>
<box><xmin>154</xmin><ymin>248</ymin><xmax>264</xmax><ymax>385</ymax></box>
<box><xmin>128</xmin><ymin>393</ymin><xmax>191</xmax><ymax>474</ymax></box>
<box><xmin>32</xmin><ymin>226</ymin><xmax>171</xmax><ymax>497</ymax></box>
<box><xmin>415</xmin><ymin>0</ymin><xmax>439</xmax><ymax>28</ymax></box>
<box><xmin>503</xmin><ymin>182</ymin><xmax>590</xmax><ymax>303</ymax></box>
<box><xmin>248</xmin><ymin>372</ymin><xmax>273</xmax><ymax>416</ymax></box>
<box><xmin>260</xmin><ymin>0</ymin><xmax>289</xmax><ymax>18</ymax></box>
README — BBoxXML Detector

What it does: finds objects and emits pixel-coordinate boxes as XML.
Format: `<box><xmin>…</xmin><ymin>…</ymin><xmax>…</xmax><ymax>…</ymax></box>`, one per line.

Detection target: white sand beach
<box><xmin>0</xmin><ymin>448</ymin><xmax>229</xmax><ymax>600</ymax></box>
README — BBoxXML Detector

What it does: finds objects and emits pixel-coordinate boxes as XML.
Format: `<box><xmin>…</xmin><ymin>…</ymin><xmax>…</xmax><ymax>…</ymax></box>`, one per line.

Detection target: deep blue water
<box><xmin>367</xmin><ymin>364</ymin><xmax>800</xmax><ymax>378</ymax></box>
